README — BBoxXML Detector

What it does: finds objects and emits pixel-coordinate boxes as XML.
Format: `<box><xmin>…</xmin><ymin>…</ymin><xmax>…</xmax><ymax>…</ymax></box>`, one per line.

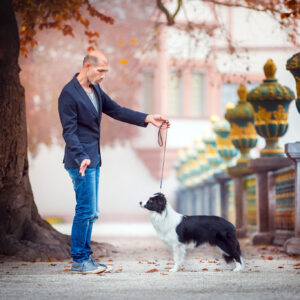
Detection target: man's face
<box><xmin>86</xmin><ymin>59</ymin><xmax>109</xmax><ymax>85</ymax></box>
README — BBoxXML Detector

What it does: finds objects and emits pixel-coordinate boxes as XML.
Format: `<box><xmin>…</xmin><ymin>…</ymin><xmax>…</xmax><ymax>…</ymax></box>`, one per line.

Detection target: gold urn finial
<box><xmin>264</xmin><ymin>59</ymin><xmax>277</xmax><ymax>80</ymax></box>
<box><xmin>237</xmin><ymin>84</ymin><xmax>248</xmax><ymax>101</ymax></box>
<box><xmin>210</xmin><ymin>114</ymin><xmax>219</xmax><ymax>125</ymax></box>
<box><xmin>225</xmin><ymin>101</ymin><xmax>235</xmax><ymax>111</ymax></box>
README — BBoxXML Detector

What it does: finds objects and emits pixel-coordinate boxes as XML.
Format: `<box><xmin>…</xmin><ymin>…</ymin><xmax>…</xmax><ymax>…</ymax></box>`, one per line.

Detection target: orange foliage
<box><xmin>13</xmin><ymin>0</ymin><xmax>114</xmax><ymax>57</ymax></box>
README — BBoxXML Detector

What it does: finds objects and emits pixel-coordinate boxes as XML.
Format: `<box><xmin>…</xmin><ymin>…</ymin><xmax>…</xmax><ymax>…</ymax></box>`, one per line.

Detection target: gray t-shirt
<box><xmin>85</xmin><ymin>90</ymin><xmax>99</xmax><ymax>112</ymax></box>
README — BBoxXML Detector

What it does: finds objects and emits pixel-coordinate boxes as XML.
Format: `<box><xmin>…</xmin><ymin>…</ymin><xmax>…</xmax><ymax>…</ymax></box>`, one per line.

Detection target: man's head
<box><xmin>83</xmin><ymin>50</ymin><xmax>109</xmax><ymax>85</ymax></box>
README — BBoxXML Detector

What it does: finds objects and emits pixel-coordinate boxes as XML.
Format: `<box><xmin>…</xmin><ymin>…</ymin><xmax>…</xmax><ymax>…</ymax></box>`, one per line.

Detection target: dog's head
<box><xmin>140</xmin><ymin>193</ymin><xmax>167</xmax><ymax>214</ymax></box>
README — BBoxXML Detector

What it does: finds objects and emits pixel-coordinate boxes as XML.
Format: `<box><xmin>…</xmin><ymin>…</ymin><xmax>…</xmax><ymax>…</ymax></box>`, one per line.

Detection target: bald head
<box><xmin>83</xmin><ymin>50</ymin><xmax>108</xmax><ymax>66</ymax></box>
<box><xmin>83</xmin><ymin>49</ymin><xmax>109</xmax><ymax>85</ymax></box>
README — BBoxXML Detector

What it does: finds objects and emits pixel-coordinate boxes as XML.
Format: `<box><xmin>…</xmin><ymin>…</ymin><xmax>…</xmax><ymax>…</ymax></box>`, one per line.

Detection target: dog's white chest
<box><xmin>149</xmin><ymin>209</ymin><xmax>182</xmax><ymax>247</ymax></box>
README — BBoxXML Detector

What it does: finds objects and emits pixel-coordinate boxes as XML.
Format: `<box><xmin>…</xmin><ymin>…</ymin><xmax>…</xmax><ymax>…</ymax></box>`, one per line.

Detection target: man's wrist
<box><xmin>145</xmin><ymin>114</ymin><xmax>151</xmax><ymax>123</ymax></box>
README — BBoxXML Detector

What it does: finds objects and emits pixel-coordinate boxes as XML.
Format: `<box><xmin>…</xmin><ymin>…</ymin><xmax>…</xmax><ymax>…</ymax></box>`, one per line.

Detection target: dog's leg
<box><xmin>170</xmin><ymin>245</ymin><xmax>186</xmax><ymax>272</ymax></box>
<box><xmin>233</xmin><ymin>256</ymin><xmax>245</xmax><ymax>272</ymax></box>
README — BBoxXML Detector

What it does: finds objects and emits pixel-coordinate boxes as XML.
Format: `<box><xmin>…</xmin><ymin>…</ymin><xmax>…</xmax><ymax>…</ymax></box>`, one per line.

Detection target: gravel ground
<box><xmin>1</xmin><ymin>226</ymin><xmax>300</xmax><ymax>300</ymax></box>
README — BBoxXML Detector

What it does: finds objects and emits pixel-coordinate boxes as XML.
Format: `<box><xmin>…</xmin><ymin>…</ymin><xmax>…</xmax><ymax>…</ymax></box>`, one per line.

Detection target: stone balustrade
<box><xmin>174</xmin><ymin>54</ymin><xmax>300</xmax><ymax>254</ymax></box>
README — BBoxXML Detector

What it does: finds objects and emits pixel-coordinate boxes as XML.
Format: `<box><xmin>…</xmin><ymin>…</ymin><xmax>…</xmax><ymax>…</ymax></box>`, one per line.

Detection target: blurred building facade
<box><xmin>28</xmin><ymin>1</ymin><xmax>299</xmax><ymax>222</ymax></box>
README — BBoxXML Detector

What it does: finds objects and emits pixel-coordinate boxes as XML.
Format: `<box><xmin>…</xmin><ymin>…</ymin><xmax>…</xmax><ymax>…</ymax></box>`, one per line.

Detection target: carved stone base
<box><xmin>273</xmin><ymin>230</ymin><xmax>294</xmax><ymax>246</ymax></box>
<box><xmin>284</xmin><ymin>237</ymin><xmax>300</xmax><ymax>255</ymax></box>
<box><xmin>236</xmin><ymin>228</ymin><xmax>247</xmax><ymax>238</ymax></box>
<box><xmin>251</xmin><ymin>232</ymin><xmax>274</xmax><ymax>245</ymax></box>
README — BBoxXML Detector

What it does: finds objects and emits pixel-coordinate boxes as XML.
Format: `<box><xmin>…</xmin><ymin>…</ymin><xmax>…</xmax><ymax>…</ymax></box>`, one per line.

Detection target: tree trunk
<box><xmin>0</xmin><ymin>0</ymin><xmax>114</xmax><ymax>261</ymax></box>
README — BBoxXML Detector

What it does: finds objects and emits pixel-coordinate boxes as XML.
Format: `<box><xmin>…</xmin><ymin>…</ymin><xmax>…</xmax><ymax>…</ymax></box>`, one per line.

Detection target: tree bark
<box><xmin>0</xmin><ymin>0</ymin><xmax>114</xmax><ymax>261</ymax></box>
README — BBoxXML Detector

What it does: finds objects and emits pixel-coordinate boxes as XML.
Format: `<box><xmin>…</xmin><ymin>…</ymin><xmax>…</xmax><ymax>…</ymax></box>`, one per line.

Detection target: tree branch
<box><xmin>201</xmin><ymin>0</ymin><xmax>282</xmax><ymax>14</ymax></box>
<box><xmin>156</xmin><ymin>0</ymin><xmax>182</xmax><ymax>25</ymax></box>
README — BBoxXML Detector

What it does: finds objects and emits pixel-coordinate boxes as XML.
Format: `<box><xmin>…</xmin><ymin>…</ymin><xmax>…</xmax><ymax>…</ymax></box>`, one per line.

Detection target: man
<box><xmin>58</xmin><ymin>50</ymin><xmax>170</xmax><ymax>274</ymax></box>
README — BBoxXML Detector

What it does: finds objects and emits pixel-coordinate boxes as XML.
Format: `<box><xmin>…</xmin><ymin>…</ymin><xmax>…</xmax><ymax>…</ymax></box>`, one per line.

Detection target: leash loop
<box><xmin>158</xmin><ymin>121</ymin><xmax>168</xmax><ymax>192</ymax></box>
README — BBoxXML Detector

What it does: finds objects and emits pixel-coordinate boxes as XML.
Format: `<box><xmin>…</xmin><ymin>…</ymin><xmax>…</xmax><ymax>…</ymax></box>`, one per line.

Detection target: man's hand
<box><xmin>145</xmin><ymin>114</ymin><xmax>170</xmax><ymax>129</ymax></box>
<box><xmin>80</xmin><ymin>159</ymin><xmax>91</xmax><ymax>177</ymax></box>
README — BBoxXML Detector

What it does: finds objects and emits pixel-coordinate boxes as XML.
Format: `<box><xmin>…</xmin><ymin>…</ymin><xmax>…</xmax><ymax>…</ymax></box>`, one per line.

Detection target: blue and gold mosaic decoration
<box><xmin>225</xmin><ymin>84</ymin><xmax>257</xmax><ymax>165</ymax></box>
<box><xmin>247</xmin><ymin>59</ymin><xmax>295</xmax><ymax>157</ymax></box>
<box><xmin>286</xmin><ymin>52</ymin><xmax>300</xmax><ymax>113</ymax></box>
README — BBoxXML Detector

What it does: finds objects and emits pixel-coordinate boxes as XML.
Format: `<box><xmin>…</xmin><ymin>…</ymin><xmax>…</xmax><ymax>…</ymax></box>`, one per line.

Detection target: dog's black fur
<box><xmin>142</xmin><ymin>193</ymin><xmax>167</xmax><ymax>213</ymax></box>
<box><xmin>176</xmin><ymin>215</ymin><xmax>241</xmax><ymax>263</ymax></box>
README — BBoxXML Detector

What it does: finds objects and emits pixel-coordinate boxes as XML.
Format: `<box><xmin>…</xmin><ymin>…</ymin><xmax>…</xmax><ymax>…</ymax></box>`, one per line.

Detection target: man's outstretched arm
<box><xmin>100</xmin><ymin>88</ymin><xmax>170</xmax><ymax>129</ymax></box>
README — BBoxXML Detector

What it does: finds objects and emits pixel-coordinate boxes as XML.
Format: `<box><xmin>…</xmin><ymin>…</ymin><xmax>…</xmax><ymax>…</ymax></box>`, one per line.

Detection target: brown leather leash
<box><xmin>158</xmin><ymin>121</ymin><xmax>168</xmax><ymax>192</ymax></box>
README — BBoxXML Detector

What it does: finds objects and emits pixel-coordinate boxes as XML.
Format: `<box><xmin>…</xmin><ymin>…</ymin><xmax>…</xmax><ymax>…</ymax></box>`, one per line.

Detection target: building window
<box><xmin>169</xmin><ymin>70</ymin><xmax>182</xmax><ymax>116</ymax></box>
<box><xmin>141</xmin><ymin>71</ymin><xmax>154</xmax><ymax>114</ymax></box>
<box><xmin>191</xmin><ymin>72</ymin><xmax>205</xmax><ymax>116</ymax></box>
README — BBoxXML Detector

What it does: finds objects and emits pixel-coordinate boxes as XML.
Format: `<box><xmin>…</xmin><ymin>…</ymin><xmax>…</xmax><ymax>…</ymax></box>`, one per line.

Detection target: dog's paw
<box><xmin>233</xmin><ymin>266</ymin><xmax>243</xmax><ymax>272</ymax></box>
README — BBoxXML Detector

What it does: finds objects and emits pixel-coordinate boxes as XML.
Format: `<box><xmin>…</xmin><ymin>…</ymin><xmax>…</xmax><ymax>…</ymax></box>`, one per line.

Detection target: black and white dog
<box><xmin>140</xmin><ymin>193</ymin><xmax>244</xmax><ymax>272</ymax></box>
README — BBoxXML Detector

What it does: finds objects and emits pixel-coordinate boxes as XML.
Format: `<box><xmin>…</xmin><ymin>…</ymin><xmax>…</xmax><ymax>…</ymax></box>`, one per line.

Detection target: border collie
<box><xmin>140</xmin><ymin>193</ymin><xmax>244</xmax><ymax>272</ymax></box>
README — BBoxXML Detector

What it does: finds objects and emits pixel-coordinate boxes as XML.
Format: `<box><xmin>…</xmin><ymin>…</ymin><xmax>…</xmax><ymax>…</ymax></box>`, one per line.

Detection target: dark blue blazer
<box><xmin>58</xmin><ymin>74</ymin><xmax>148</xmax><ymax>169</ymax></box>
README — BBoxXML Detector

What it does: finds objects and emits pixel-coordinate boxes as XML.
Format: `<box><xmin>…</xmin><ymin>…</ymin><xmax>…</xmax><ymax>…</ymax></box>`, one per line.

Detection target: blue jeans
<box><xmin>65</xmin><ymin>162</ymin><xmax>100</xmax><ymax>262</ymax></box>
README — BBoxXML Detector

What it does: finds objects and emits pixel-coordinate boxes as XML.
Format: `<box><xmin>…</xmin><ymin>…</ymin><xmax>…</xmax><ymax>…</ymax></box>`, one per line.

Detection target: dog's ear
<box><xmin>154</xmin><ymin>192</ymin><xmax>165</xmax><ymax>198</ymax></box>
<box><xmin>157</xmin><ymin>193</ymin><xmax>166</xmax><ymax>207</ymax></box>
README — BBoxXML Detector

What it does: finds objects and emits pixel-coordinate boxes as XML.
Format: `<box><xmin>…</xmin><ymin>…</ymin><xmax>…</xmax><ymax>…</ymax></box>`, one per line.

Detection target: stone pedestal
<box><xmin>203</xmin><ymin>178</ymin><xmax>216</xmax><ymax>215</ymax></box>
<box><xmin>196</xmin><ymin>184</ymin><xmax>205</xmax><ymax>215</ymax></box>
<box><xmin>190</xmin><ymin>186</ymin><xmax>197</xmax><ymax>215</ymax></box>
<box><xmin>284</xmin><ymin>142</ymin><xmax>300</xmax><ymax>255</ymax></box>
<box><xmin>227</xmin><ymin>165</ymin><xmax>253</xmax><ymax>238</ymax></box>
<box><xmin>214</xmin><ymin>171</ymin><xmax>231</xmax><ymax>220</ymax></box>
<box><xmin>249</xmin><ymin>157</ymin><xmax>293</xmax><ymax>245</ymax></box>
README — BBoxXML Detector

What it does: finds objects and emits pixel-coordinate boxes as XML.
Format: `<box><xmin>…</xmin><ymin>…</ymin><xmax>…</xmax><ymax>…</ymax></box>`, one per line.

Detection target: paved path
<box><xmin>1</xmin><ymin>223</ymin><xmax>300</xmax><ymax>299</ymax></box>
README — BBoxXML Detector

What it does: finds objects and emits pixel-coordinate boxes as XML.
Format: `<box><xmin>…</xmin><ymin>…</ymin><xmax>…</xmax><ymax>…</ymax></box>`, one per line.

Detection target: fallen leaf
<box><xmin>278</xmin><ymin>266</ymin><xmax>284</xmax><ymax>269</ymax></box>
<box><xmin>97</xmin><ymin>274</ymin><xmax>104</xmax><ymax>276</ymax></box>
<box><xmin>160</xmin><ymin>273</ymin><xmax>168</xmax><ymax>275</ymax></box>
<box><xmin>48</xmin><ymin>256</ymin><xmax>57</xmax><ymax>262</ymax></box>
<box><xmin>166</xmin><ymin>262</ymin><xmax>174</xmax><ymax>265</ymax></box>
<box><xmin>49</xmin><ymin>264</ymin><xmax>57</xmax><ymax>266</ymax></box>
<box><xmin>21</xmin><ymin>264</ymin><xmax>27</xmax><ymax>266</ymax></box>
<box><xmin>294</xmin><ymin>263</ymin><xmax>300</xmax><ymax>267</ymax></box>
<box><xmin>202</xmin><ymin>268</ymin><xmax>208</xmax><ymax>271</ymax></box>
<box><xmin>165</xmin><ymin>267</ymin><xmax>171</xmax><ymax>270</ymax></box>
<box><xmin>267</xmin><ymin>256</ymin><xmax>273</xmax><ymax>260</ymax></box>
<box><xmin>147</xmin><ymin>262</ymin><xmax>155</xmax><ymax>264</ymax></box>
<box><xmin>214</xmin><ymin>268</ymin><xmax>221</xmax><ymax>272</ymax></box>
<box><xmin>208</xmin><ymin>260</ymin><xmax>216</xmax><ymax>263</ymax></box>
<box><xmin>179</xmin><ymin>267</ymin><xmax>184</xmax><ymax>271</ymax></box>
<box><xmin>63</xmin><ymin>269</ymin><xmax>71</xmax><ymax>272</ymax></box>
<box><xmin>108</xmin><ymin>259</ymin><xmax>113</xmax><ymax>262</ymax></box>
<box><xmin>115</xmin><ymin>268</ymin><xmax>123</xmax><ymax>273</ymax></box>
<box><xmin>146</xmin><ymin>268</ymin><xmax>158</xmax><ymax>273</ymax></box>
<box><xmin>138</xmin><ymin>261</ymin><xmax>142</xmax><ymax>264</ymax></box>
<box><xmin>82</xmin><ymin>273</ymin><xmax>87</xmax><ymax>275</ymax></box>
